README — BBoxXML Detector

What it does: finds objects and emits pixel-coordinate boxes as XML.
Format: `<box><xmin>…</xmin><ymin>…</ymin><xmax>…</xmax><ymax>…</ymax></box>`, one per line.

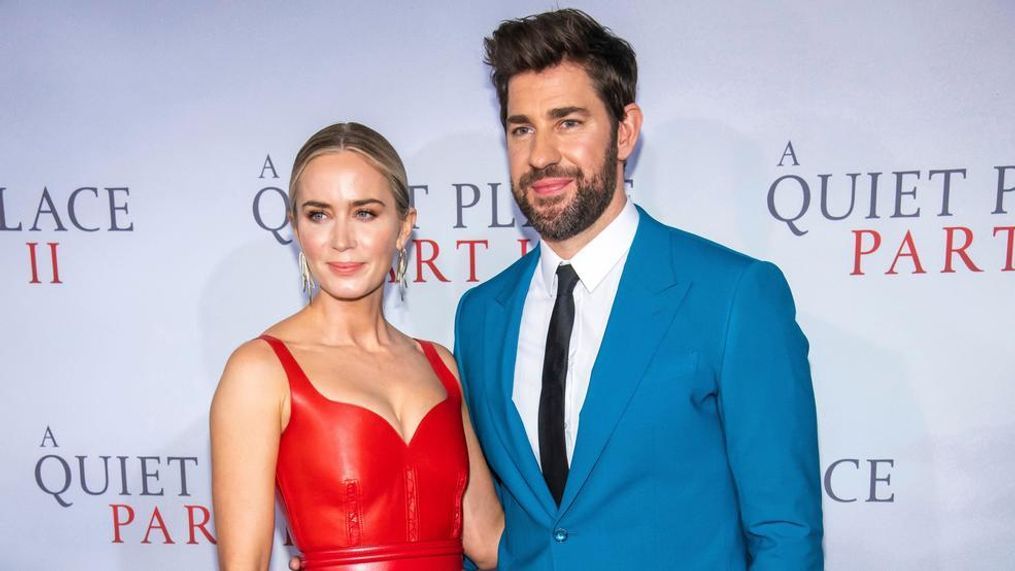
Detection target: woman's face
<box><xmin>293</xmin><ymin>151</ymin><xmax>414</xmax><ymax>302</ymax></box>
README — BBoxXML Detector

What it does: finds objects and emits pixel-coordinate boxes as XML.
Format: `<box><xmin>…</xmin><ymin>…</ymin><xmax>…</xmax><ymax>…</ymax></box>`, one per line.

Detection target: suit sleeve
<box><xmin>453</xmin><ymin>289</ymin><xmax>476</xmax><ymax>412</ymax></box>
<box><xmin>453</xmin><ymin>289</ymin><xmax>489</xmax><ymax>571</ymax></box>
<box><xmin>717</xmin><ymin>260</ymin><xmax>824</xmax><ymax>569</ymax></box>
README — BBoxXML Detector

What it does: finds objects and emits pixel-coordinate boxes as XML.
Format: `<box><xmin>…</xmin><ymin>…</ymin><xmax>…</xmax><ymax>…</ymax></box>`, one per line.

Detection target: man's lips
<box><xmin>529</xmin><ymin>177</ymin><xmax>573</xmax><ymax>196</ymax></box>
<box><xmin>326</xmin><ymin>262</ymin><xmax>365</xmax><ymax>275</ymax></box>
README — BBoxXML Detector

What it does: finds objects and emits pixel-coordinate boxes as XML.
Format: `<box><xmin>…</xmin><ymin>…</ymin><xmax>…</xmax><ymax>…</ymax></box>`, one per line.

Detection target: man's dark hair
<box><xmin>484</xmin><ymin>9</ymin><xmax>638</xmax><ymax>128</ymax></box>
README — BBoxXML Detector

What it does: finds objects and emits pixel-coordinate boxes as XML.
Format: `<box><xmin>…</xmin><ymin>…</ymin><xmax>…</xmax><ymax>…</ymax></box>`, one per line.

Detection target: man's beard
<box><xmin>512</xmin><ymin>139</ymin><xmax>619</xmax><ymax>242</ymax></box>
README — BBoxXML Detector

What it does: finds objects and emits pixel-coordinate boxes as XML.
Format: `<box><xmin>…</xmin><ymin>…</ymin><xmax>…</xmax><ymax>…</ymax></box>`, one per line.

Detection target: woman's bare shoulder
<box><xmin>214</xmin><ymin>338</ymin><xmax>287</xmax><ymax>405</ymax></box>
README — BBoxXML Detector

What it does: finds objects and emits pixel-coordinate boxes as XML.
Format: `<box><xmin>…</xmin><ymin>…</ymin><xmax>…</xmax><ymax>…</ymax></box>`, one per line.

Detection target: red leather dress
<box><xmin>260</xmin><ymin>335</ymin><xmax>470</xmax><ymax>570</ymax></box>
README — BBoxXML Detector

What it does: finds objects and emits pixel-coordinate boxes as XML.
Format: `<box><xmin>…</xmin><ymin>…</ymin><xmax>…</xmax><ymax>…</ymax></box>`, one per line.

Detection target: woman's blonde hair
<box><xmin>288</xmin><ymin>122</ymin><xmax>410</xmax><ymax>222</ymax></box>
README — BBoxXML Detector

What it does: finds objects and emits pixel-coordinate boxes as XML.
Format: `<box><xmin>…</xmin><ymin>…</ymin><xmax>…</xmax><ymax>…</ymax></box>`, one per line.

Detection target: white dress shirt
<box><xmin>512</xmin><ymin>199</ymin><xmax>639</xmax><ymax>464</ymax></box>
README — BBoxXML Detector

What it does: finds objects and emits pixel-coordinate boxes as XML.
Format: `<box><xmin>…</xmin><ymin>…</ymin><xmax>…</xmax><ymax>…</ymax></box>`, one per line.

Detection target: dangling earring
<box><xmin>298</xmin><ymin>251</ymin><xmax>315</xmax><ymax>302</ymax></box>
<box><xmin>395</xmin><ymin>246</ymin><xmax>409</xmax><ymax>300</ymax></box>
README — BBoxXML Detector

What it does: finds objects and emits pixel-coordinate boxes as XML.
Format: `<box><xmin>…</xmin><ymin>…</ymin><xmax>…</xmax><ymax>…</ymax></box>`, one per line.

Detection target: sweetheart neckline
<box><xmin>261</xmin><ymin>335</ymin><xmax>454</xmax><ymax>447</ymax></box>
<box><xmin>305</xmin><ymin>393</ymin><xmax>452</xmax><ymax>448</ymax></box>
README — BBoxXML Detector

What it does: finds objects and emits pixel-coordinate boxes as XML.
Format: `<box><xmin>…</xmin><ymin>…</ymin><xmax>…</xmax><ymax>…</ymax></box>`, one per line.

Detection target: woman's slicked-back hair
<box><xmin>483</xmin><ymin>9</ymin><xmax>637</xmax><ymax>127</ymax></box>
<box><xmin>288</xmin><ymin>122</ymin><xmax>410</xmax><ymax>222</ymax></box>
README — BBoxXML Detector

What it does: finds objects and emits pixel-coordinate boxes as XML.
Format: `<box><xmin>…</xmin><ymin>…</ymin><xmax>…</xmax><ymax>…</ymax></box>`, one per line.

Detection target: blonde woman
<box><xmin>211</xmin><ymin>122</ymin><xmax>502</xmax><ymax>570</ymax></box>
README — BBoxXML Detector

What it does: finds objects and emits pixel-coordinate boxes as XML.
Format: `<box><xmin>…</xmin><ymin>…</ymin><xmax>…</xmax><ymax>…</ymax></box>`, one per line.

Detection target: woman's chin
<box><xmin>315</xmin><ymin>280</ymin><xmax>387</xmax><ymax>303</ymax></box>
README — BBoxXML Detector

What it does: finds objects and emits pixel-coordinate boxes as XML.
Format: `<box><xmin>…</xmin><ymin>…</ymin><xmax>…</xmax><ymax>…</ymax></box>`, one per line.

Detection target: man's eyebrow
<box><xmin>506</xmin><ymin>107</ymin><xmax>589</xmax><ymax>125</ymax></box>
<box><xmin>548</xmin><ymin>106</ymin><xmax>588</xmax><ymax>119</ymax></box>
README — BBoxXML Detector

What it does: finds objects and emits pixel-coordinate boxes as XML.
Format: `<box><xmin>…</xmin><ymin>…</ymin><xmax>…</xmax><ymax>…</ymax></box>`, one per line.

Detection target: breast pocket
<box><xmin>629</xmin><ymin>350</ymin><xmax>718</xmax><ymax>424</ymax></box>
<box><xmin>646</xmin><ymin>350</ymin><xmax>700</xmax><ymax>382</ymax></box>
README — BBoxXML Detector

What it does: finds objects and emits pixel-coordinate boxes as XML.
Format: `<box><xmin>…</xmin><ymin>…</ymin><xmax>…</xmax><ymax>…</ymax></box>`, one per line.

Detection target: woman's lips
<box><xmin>326</xmin><ymin>262</ymin><xmax>365</xmax><ymax>275</ymax></box>
<box><xmin>529</xmin><ymin>177</ymin><xmax>573</xmax><ymax>196</ymax></box>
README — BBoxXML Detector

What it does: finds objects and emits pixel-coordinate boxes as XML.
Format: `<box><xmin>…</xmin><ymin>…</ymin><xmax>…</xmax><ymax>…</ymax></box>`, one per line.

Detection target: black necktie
<box><xmin>539</xmin><ymin>263</ymin><xmax>580</xmax><ymax>505</ymax></box>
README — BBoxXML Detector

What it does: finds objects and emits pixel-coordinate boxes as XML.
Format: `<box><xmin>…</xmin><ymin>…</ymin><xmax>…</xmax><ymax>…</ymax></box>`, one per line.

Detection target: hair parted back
<box><xmin>484</xmin><ymin>8</ymin><xmax>637</xmax><ymax>128</ymax></box>
<box><xmin>288</xmin><ymin>122</ymin><xmax>410</xmax><ymax>222</ymax></box>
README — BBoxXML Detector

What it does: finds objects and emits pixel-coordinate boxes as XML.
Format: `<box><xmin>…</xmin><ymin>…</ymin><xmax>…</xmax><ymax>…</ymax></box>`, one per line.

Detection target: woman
<box><xmin>210</xmin><ymin>122</ymin><xmax>503</xmax><ymax>570</ymax></box>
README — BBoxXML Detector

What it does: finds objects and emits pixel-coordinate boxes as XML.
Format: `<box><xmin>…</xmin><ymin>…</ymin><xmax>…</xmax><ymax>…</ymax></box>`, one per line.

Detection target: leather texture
<box><xmin>261</xmin><ymin>335</ymin><xmax>469</xmax><ymax>571</ymax></box>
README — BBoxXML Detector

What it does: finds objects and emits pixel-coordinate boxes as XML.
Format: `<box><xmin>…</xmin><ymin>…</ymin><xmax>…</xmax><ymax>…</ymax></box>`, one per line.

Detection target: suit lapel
<box><xmin>481</xmin><ymin>249</ymin><xmax>557</xmax><ymax>518</ymax></box>
<box><xmin>559</xmin><ymin>209</ymin><xmax>689</xmax><ymax>513</ymax></box>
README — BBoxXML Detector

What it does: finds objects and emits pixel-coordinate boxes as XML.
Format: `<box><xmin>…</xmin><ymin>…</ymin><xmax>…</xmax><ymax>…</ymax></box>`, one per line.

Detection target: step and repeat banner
<box><xmin>2</xmin><ymin>2</ymin><xmax>1012</xmax><ymax>569</ymax></box>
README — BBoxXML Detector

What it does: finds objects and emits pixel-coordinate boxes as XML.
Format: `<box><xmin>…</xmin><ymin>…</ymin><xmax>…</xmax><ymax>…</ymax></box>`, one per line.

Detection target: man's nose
<box><xmin>528</xmin><ymin>130</ymin><xmax>561</xmax><ymax>171</ymax></box>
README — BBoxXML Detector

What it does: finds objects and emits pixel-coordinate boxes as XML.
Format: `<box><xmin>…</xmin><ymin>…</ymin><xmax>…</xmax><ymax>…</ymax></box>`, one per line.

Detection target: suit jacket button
<box><xmin>553</xmin><ymin>528</ymin><xmax>568</xmax><ymax>543</ymax></box>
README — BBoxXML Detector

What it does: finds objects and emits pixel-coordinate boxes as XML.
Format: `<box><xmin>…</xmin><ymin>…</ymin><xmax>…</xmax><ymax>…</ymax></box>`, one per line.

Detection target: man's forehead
<box><xmin>506</xmin><ymin>61</ymin><xmax>600</xmax><ymax>114</ymax></box>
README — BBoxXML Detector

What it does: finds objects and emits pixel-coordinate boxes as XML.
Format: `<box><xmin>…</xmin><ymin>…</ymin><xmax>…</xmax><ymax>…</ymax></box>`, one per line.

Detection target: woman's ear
<box><xmin>397</xmin><ymin>208</ymin><xmax>417</xmax><ymax>249</ymax></box>
<box><xmin>289</xmin><ymin>212</ymin><xmax>301</xmax><ymax>245</ymax></box>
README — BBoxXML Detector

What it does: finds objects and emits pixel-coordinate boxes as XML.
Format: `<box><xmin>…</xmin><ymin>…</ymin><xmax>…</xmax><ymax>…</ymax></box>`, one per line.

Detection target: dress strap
<box><xmin>416</xmin><ymin>340</ymin><xmax>462</xmax><ymax>402</ymax></box>
<box><xmin>258</xmin><ymin>334</ymin><xmax>316</xmax><ymax>397</ymax></box>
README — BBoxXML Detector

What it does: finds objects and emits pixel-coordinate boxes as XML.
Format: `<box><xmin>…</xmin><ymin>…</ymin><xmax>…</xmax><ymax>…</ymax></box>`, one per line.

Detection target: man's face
<box><xmin>505</xmin><ymin>61</ymin><xmax>620</xmax><ymax>242</ymax></box>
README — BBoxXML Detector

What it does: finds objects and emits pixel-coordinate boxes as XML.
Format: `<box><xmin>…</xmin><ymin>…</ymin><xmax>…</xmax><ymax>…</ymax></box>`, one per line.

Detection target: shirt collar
<box><xmin>537</xmin><ymin>198</ymin><xmax>640</xmax><ymax>296</ymax></box>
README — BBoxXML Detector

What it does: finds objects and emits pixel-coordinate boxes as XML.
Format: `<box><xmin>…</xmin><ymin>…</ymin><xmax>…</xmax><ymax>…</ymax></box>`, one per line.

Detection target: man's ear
<box><xmin>616</xmin><ymin>103</ymin><xmax>643</xmax><ymax>162</ymax></box>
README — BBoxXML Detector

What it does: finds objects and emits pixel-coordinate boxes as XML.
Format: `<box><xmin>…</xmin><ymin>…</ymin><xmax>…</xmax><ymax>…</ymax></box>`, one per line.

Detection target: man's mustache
<box><xmin>518</xmin><ymin>165</ymin><xmax>581</xmax><ymax>190</ymax></box>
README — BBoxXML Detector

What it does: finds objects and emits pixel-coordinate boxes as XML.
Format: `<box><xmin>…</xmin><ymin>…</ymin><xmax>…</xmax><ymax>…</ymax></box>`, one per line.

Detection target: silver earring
<box><xmin>395</xmin><ymin>247</ymin><xmax>409</xmax><ymax>299</ymax></box>
<box><xmin>298</xmin><ymin>251</ymin><xmax>315</xmax><ymax>301</ymax></box>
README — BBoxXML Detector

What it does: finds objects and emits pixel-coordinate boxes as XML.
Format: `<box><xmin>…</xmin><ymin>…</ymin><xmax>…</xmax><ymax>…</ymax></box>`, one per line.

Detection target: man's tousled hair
<box><xmin>483</xmin><ymin>8</ymin><xmax>637</xmax><ymax>127</ymax></box>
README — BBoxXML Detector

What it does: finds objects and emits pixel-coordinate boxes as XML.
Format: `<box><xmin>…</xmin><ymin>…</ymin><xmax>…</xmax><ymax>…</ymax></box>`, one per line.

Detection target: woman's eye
<box><xmin>355</xmin><ymin>209</ymin><xmax>377</xmax><ymax>220</ymax></box>
<box><xmin>307</xmin><ymin>210</ymin><xmax>326</xmax><ymax>222</ymax></box>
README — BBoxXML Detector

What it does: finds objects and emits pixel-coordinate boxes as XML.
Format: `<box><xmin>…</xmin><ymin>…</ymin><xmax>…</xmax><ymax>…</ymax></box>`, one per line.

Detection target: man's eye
<box><xmin>510</xmin><ymin>126</ymin><xmax>533</xmax><ymax>137</ymax></box>
<box><xmin>560</xmin><ymin>119</ymin><xmax>581</xmax><ymax>129</ymax></box>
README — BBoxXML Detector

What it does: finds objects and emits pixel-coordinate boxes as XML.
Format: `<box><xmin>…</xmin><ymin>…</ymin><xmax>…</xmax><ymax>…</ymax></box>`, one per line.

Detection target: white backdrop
<box><xmin>2</xmin><ymin>1</ymin><xmax>1013</xmax><ymax>569</ymax></box>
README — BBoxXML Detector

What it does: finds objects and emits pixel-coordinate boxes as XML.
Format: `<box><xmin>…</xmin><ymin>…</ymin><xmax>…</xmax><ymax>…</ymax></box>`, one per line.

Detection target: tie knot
<box><xmin>555</xmin><ymin>264</ymin><xmax>580</xmax><ymax>296</ymax></box>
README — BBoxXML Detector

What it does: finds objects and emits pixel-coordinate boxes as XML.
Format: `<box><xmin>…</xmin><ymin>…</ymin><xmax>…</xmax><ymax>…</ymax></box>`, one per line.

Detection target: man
<box><xmin>454</xmin><ymin>9</ymin><xmax>823</xmax><ymax>570</ymax></box>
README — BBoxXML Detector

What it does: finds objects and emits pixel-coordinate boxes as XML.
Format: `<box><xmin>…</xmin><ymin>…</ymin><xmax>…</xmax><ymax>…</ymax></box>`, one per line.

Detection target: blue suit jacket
<box><xmin>454</xmin><ymin>207</ymin><xmax>823</xmax><ymax>570</ymax></box>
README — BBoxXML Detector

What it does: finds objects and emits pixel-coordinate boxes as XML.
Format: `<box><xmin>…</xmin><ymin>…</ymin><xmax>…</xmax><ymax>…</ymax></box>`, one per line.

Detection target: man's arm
<box><xmin>718</xmin><ymin>260</ymin><xmax>824</xmax><ymax>569</ymax></box>
<box><xmin>453</xmin><ymin>290</ymin><xmax>482</xmax><ymax>571</ymax></box>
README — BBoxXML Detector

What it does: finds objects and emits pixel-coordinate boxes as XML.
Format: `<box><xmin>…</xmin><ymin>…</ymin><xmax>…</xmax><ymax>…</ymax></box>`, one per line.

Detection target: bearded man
<box><xmin>453</xmin><ymin>9</ymin><xmax>824</xmax><ymax>570</ymax></box>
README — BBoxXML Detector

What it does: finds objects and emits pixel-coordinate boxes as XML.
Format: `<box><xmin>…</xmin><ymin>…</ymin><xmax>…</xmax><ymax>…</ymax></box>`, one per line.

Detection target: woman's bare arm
<box><xmin>210</xmin><ymin>340</ymin><xmax>288</xmax><ymax>571</ymax></box>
